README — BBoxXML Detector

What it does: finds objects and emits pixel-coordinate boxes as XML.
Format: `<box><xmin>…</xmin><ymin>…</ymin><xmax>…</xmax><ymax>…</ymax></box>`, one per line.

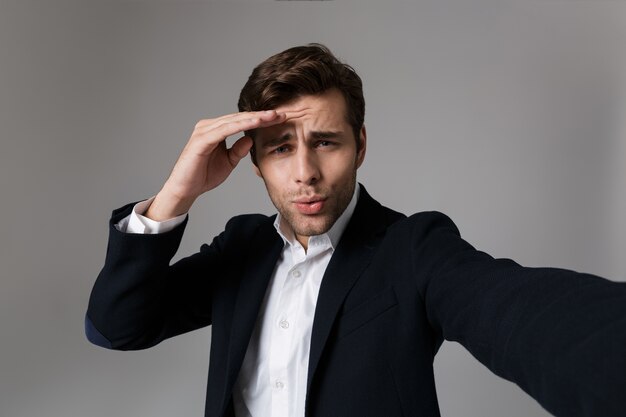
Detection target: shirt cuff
<box><xmin>115</xmin><ymin>197</ymin><xmax>188</xmax><ymax>234</ymax></box>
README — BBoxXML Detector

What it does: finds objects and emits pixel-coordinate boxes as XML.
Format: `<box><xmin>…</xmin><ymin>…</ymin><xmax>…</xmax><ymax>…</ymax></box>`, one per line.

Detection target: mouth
<box><xmin>292</xmin><ymin>196</ymin><xmax>327</xmax><ymax>215</ymax></box>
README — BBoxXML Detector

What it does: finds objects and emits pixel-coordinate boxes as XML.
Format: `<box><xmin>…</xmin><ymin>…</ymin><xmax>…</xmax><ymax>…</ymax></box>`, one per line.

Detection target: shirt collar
<box><xmin>273</xmin><ymin>183</ymin><xmax>360</xmax><ymax>250</ymax></box>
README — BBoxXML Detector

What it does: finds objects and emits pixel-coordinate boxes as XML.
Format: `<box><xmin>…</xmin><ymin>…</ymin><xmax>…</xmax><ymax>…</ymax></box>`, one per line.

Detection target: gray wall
<box><xmin>1</xmin><ymin>1</ymin><xmax>624</xmax><ymax>416</ymax></box>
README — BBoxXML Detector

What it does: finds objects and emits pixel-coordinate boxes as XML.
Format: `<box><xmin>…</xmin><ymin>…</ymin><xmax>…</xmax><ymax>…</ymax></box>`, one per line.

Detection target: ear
<box><xmin>249</xmin><ymin>142</ymin><xmax>263</xmax><ymax>177</ymax></box>
<box><xmin>253</xmin><ymin>163</ymin><xmax>262</xmax><ymax>178</ymax></box>
<box><xmin>356</xmin><ymin>125</ymin><xmax>367</xmax><ymax>169</ymax></box>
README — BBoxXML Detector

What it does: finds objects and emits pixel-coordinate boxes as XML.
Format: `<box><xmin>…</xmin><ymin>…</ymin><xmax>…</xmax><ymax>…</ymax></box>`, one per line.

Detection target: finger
<box><xmin>197</xmin><ymin>112</ymin><xmax>286</xmax><ymax>142</ymax></box>
<box><xmin>194</xmin><ymin>112</ymin><xmax>248</xmax><ymax>129</ymax></box>
<box><xmin>195</xmin><ymin>110</ymin><xmax>283</xmax><ymax>130</ymax></box>
<box><xmin>192</xmin><ymin>118</ymin><xmax>261</xmax><ymax>150</ymax></box>
<box><xmin>257</xmin><ymin>111</ymin><xmax>288</xmax><ymax>128</ymax></box>
<box><xmin>228</xmin><ymin>136</ymin><xmax>253</xmax><ymax>167</ymax></box>
<box><xmin>213</xmin><ymin>110</ymin><xmax>285</xmax><ymax>130</ymax></box>
<box><xmin>211</xmin><ymin>117</ymin><xmax>265</xmax><ymax>141</ymax></box>
<box><xmin>280</xmin><ymin>108</ymin><xmax>309</xmax><ymax>122</ymax></box>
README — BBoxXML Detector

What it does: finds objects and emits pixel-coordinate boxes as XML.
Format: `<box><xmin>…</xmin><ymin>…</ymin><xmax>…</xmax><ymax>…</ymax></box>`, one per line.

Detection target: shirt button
<box><xmin>279</xmin><ymin>320</ymin><xmax>289</xmax><ymax>329</ymax></box>
<box><xmin>292</xmin><ymin>270</ymin><xmax>301</xmax><ymax>278</ymax></box>
<box><xmin>275</xmin><ymin>380</ymin><xmax>284</xmax><ymax>389</ymax></box>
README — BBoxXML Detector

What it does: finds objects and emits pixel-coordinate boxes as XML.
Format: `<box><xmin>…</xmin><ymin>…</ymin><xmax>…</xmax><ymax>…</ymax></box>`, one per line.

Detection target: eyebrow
<box><xmin>260</xmin><ymin>133</ymin><xmax>293</xmax><ymax>148</ymax></box>
<box><xmin>311</xmin><ymin>130</ymin><xmax>343</xmax><ymax>139</ymax></box>
<box><xmin>260</xmin><ymin>130</ymin><xmax>344</xmax><ymax>148</ymax></box>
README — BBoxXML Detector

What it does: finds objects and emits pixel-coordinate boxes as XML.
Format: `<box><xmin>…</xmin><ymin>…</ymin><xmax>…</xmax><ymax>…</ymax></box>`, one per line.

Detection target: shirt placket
<box><xmin>268</xmin><ymin>244</ymin><xmax>307</xmax><ymax>417</ymax></box>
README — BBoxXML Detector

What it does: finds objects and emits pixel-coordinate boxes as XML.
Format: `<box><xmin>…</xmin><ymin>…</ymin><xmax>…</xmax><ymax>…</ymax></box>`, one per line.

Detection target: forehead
<box><xmin>257</xmin><ymin>89</ymin><xmax>349</xmax><ymax>138</ymax></box>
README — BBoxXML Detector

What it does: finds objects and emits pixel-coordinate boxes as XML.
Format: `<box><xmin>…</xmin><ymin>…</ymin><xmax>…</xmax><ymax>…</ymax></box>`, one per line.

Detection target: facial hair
<box><xmin>264</xmin><ymin>169</ymin><xmax>357</xmax><ymax>239</ymax></box>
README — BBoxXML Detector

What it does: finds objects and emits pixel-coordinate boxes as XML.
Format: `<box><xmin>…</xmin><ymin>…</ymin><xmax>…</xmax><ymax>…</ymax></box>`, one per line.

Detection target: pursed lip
<box><xmin>292</xmin><ymin>196</ymin><xmax>327</xmax><ymax>215</ymax></box>
<box><xmin>292</xmin><ymin>195</ymin><xmax>326</xmax><ymax>204</ymax></box>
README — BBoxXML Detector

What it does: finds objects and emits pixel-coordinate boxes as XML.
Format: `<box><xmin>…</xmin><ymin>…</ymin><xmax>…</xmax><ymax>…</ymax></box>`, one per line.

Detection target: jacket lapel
<box><xmin>306</xmin><ymin>186</ymin><xmax>393</xmax><ymax>392</ymax></box>
<box><xmin>218</xmin><ymin>186</ymin><xmax>399</xmax><ymax>415</ymax></box>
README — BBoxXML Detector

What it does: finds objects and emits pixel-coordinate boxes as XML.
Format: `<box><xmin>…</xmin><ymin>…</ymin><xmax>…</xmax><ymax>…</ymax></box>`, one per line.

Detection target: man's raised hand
<box><xmin>145</xmin><ymin>110</ymin><xmax>285</xmax><ymax>221</ymax></box>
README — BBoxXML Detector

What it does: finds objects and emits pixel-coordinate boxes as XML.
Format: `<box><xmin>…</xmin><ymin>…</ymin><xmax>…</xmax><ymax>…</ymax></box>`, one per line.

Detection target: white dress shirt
<box><xmin>117</xmin><ymin>185</ymin><xmax>359</xmax><ymax>417</ymax></box>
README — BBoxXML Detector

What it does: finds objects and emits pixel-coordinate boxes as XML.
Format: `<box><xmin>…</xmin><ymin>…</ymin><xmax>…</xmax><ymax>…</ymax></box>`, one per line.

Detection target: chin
<box><xmin>291</xmin><ymin>217</ymin><xmax>334</xmax><ymax>237</ymax></box>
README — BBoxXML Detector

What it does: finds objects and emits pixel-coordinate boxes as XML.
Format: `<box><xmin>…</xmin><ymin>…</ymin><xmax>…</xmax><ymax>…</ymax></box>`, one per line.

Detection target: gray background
<box><xmin>1</xmin><ymin>1</ymin><xmax>625</xmax><ymax>416</ymax></box>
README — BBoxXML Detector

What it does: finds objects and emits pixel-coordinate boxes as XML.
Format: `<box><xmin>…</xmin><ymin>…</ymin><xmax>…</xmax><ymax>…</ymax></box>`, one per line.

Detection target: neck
<box><xmin>296</xmin><ymin>234</ymin><xmax>309</xmax><ymax>252</ymax></box>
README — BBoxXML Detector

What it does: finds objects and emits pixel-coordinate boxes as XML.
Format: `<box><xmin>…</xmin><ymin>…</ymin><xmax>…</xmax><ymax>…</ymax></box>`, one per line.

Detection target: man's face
<box><xmin>253</xmin><ymin>88</ymin><xmax>366</xmax><ymax>248</ymax></box>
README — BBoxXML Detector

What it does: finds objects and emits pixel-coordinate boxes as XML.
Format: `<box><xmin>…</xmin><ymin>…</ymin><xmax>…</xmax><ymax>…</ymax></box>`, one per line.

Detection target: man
<box><xmin>86</xmin><ymin>44</ymin><xmax>626</xmax><ymax>417</ymax></box>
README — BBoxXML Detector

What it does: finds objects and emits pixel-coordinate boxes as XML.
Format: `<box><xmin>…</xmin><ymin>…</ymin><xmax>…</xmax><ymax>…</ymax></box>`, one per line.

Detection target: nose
<box><xmin>292</xmin><ymin>146</ymin><xmax>320</xmax><ymax>185</ymax></box>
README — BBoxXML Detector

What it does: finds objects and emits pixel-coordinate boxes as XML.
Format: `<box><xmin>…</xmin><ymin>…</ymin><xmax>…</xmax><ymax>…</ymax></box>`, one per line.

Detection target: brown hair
<box><xmin>238</xmin><ymin>43</ymin><xmax>365</xmax><ymax>162</ymax></box>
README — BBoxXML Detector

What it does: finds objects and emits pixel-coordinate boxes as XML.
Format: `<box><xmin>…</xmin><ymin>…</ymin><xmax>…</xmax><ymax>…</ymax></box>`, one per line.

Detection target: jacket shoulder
<box><xmin>393</xmin><ymin>210</ymin><xmax>462</xmax><ymax>239</ymax></box>
<box><xmin>223</xmin><ymin>213</ymin><xmax>275</xmax><ymax>235</ymax></box>
<box><xmin>213</xmin><ymin>213</ymin><xmax>276</xmax><ymax>250</ymax></box>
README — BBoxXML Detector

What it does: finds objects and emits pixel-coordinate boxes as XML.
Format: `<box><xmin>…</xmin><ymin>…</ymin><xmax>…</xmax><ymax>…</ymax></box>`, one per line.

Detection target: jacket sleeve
<box><xmin>409</xmin><ymin>211</ymin><xmax>626</xmax><ymax>417</ymax></box>
<box><xmin>85</xmin><ymin>202</ymin><xmax>232</xmax><ymax>351</ymax></box>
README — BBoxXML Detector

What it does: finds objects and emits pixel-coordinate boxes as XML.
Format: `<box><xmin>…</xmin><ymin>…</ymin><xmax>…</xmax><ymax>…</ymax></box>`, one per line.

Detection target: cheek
<box><xmin>324</xmin><ymin>153</ymin><xmax>358</xmax><ymax>178</ymax></box>
<box><xmin>258</xmin><ymin>162</ymin><xmax>289</xmax><ymax>188</ymax></box>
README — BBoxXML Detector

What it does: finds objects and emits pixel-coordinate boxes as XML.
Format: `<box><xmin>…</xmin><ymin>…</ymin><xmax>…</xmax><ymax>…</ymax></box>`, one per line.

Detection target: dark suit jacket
<box><xmin>86</xmin><ymin>185</ymin><xmax>626</xmax><ymax>417</ymax></box>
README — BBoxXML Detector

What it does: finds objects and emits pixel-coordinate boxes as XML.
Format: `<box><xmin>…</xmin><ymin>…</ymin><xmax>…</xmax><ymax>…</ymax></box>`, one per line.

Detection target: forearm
<box><xmin>498</xmin><ymin>269</ymin><xmax>626</xmax><ymax>417</ymax></box>
<box><xmin>86</xmin><ymin>203</ymin><xmax>217</xmax><ymax>350</ymax></box>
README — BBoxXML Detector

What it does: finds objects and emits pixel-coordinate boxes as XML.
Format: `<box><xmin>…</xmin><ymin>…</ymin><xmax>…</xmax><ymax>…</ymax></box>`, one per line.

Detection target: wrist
<box><xmin>145</xmin><ymin>187</ymin><xmax>196</xmax><ymax>221</ymax></box>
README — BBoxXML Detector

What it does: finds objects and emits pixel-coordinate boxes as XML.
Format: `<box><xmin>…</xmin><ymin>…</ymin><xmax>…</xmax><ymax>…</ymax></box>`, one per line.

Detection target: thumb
<box><xmin>228</xmin><ymin>136</ymin><xmax>253</xmax><ymax>166</ymax></box>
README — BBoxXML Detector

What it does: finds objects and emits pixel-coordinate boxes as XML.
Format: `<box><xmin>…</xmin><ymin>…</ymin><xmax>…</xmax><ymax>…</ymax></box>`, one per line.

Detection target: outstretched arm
<box><xmin>410</xmin><ymin>211</ymin><xmax>626</xmax><ymax>417</ymax></box>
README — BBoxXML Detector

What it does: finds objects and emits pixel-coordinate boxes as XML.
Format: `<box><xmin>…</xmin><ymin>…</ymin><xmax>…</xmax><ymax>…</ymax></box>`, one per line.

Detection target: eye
<box><xmin>272</xmin><ymin>145</ymin><xmax>290</xmax><ymax>154</ymax></box>
<box><xmin>317</xmin><ymin>140</ymin><xmax>333</xmax><ymax>148</ymax></box>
